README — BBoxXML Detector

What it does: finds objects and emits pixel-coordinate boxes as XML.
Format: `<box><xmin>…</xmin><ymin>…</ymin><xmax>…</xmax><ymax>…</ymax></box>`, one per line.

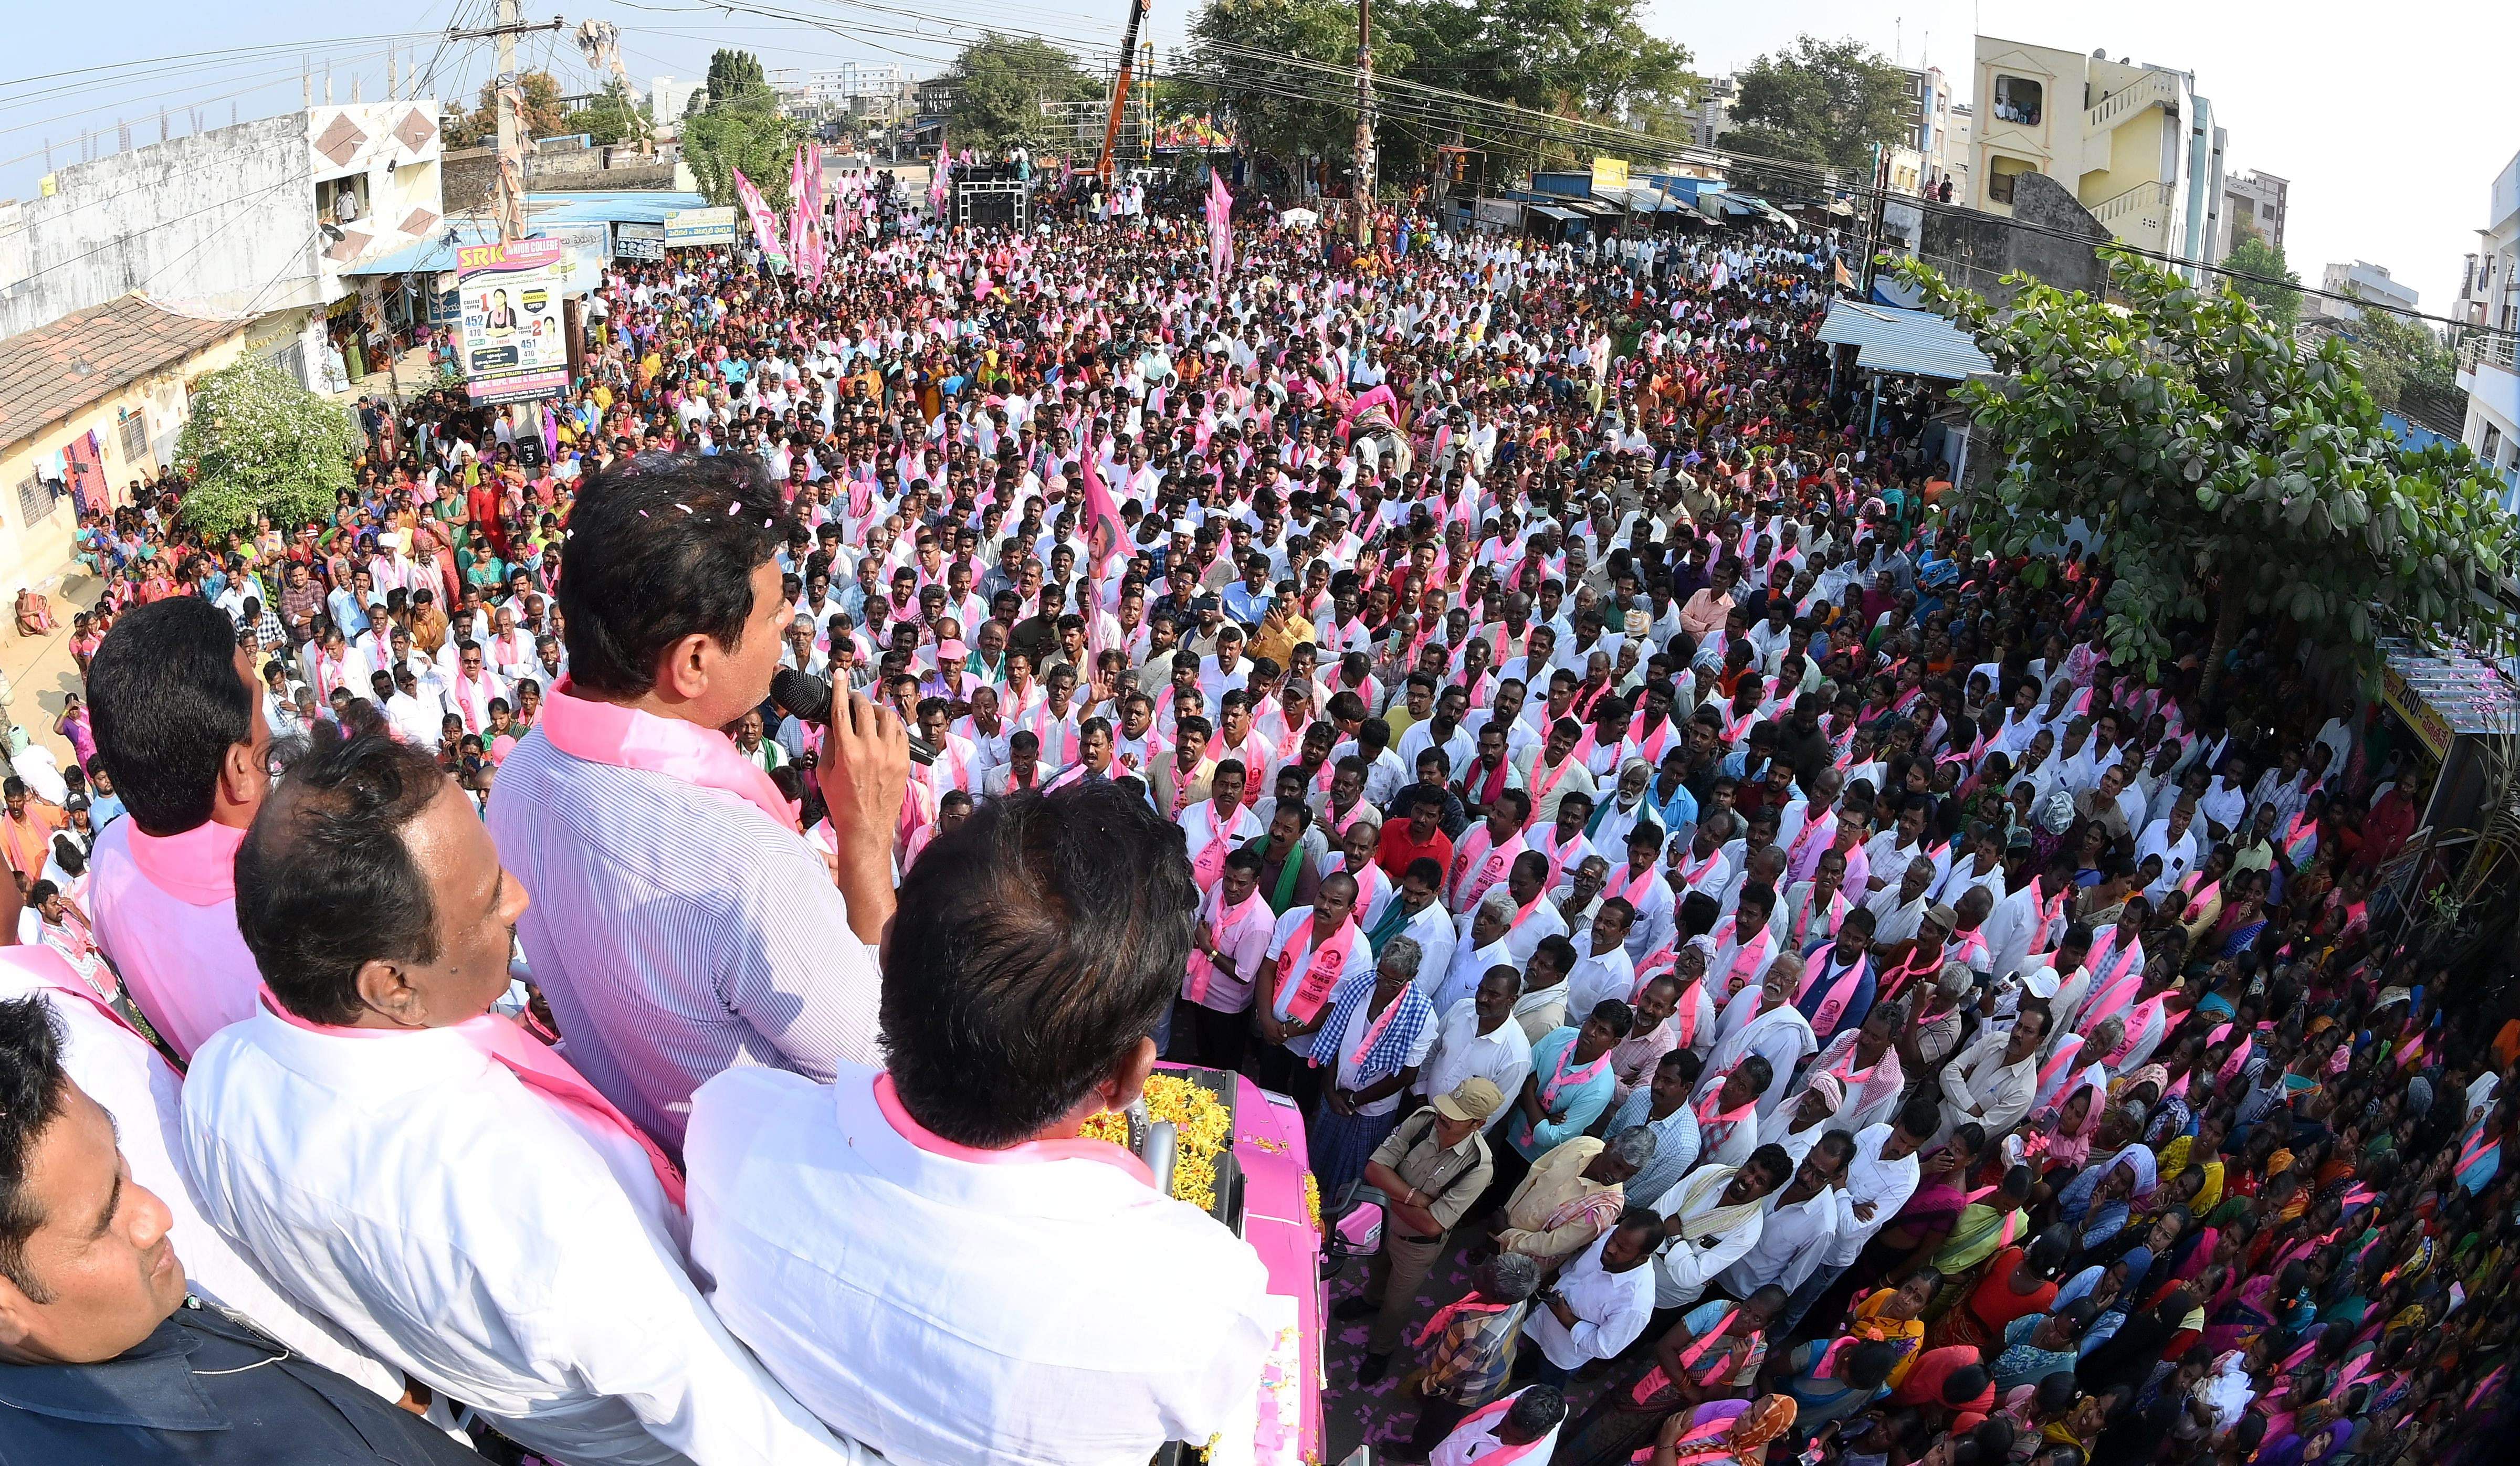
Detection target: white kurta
<box><xmin>181</xmin><ymin>1010</ymin><xmax>859</xmax><ymax>1466</ymax></box>
<box><xmin>0</xmin><ymin>952</ymin><xmax>396</xmax><ymax>1401</ymax></box>
<box><xmin>687</xmin><ymin>1066</ymin><xmax>1273</xmax><ymax>1466</ymax></box>
<box><xmin>1698</xmin><ymin>989</ymin><xmax>1818</xmax><ymax>1119</ymax></box>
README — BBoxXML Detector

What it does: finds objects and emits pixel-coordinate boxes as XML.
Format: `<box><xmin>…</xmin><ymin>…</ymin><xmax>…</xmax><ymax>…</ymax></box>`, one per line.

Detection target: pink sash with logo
<box><xmin>1273</xmin><ymin>916</ymin><xmax>1359</xmax><ymax>1025</ymax></box>
<box><xmin>1630</xmin><ymin>1306</ymin><xmax>1743</xmax><ymax>1403</ymax></box>
<box><xmin>540</xmin><ymin>679</ymin><xmax>797</xmax><ymax>831</ymax></box>
<box><xmin>1798</xmin><ymin>953</ymin><xmax>1869</xmax><ymax>1040</ymax></box>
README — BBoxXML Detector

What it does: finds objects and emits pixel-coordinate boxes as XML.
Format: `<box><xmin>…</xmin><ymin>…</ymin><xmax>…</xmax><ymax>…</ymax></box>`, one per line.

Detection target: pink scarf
<box><xmin>539</xmin><ymin>679</ymin><xmax>796</xmax><ymax>831</ymax></box>
<box><xmin>259</xmin><ymin>986</ymin><xmax>687</xmax><ymax>1210</ymax></box>
<box><xmin>1272</xmin><ymin>916</ymin><xmax>1358</xmax><ymax>1025</ymax></box>
<box><xmin>1186</xmin><ymin>889</ymin><xmax>1267</xmax><ymax>1004</ymax></box>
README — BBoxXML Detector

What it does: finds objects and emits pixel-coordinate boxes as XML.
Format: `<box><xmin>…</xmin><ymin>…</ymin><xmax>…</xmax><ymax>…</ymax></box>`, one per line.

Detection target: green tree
<box><xmin>570</xmin><ymin>78</ymin><xmax>650</xmax><ymax>149</ymax></box>
<box><xmin>1184</xmin><ymin>0</ymin><xmax>1693</xmax><ymax>177</ymax></box>
<box><xmin>1188</xmin><ymin>0</ymin><xmax>1406</xmax><ymax>163</ymax></box>
<box><xmin>1898</xmin><ymin>246</ymin><xmax>2520</xmax><ymax>696</ymax></box>
<box><xmin>2338</xmin><ymin>287</ymin><xmax>2457</xmax><ymax>412</ymax></box>
<box><xmin>1724</xmin><ymin>34</ymin><xmax>1907</xmax><ymax>188</ymax></box>
<box><xmin>682</xmin><ymin>49</ymin><xmax>798</xmax><ymax>209</ymax></box>
<box><xmin>173</xmin><ymin>356</ymin><xmax>361</xmax><ymax>539</ymax></box>
<box><xmin>705</xmin><ymin>49</ymin><xmax>770</xmax><ymax>106</ymax></box>
<box><xmin>2222</xmin><ymin>235</ymin><xmax>2301</xmax><ymax>332</ymax></box>
<box><xmin>941</xmin><ymin>34</ymin><xmax>1101</xmax><ymax>151</ymax></box>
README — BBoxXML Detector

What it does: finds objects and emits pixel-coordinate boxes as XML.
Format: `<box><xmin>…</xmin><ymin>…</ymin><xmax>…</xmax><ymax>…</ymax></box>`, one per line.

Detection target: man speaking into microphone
<box><xmin>490</xmin><ymin>453</ymin><xmax>909</xmax><ymax>1153</ymax></box>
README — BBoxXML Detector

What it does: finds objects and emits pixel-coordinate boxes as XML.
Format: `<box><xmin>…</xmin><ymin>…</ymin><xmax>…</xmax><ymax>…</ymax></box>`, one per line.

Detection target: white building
<box><xmin>2454</xmin><ymin>147</ymin><xmax>2520</xmax><ymax>494</ymax></box>
<box><xmin>1968</xmin><ymin>36</ymin><xmax>2226</xmax><ymax>276</ymax></box>
<box><xmin>649</xmin><ymin>76</ymin><xmax>704</xmax><ymax>124</ymax></box>
<box><xmin>2309</xmin><ymin>260</ymin><xmax>2419</xmax><ymax>326</ymax></box>
<box><xmin>0</xmin><ymin>101</ymin><xmax>445</xmax><ymax>388</ymax></box>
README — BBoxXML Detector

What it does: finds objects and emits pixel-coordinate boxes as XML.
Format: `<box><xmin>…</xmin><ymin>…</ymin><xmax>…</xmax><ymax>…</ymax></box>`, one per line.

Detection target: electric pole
<box><xmin>495</xmin><ymin>0</ymin><xmax>524</xmax><ymax>241</ymax></box>
<box><xmin>1353</xmin><ymin>0</ymin><xmax>1374</xmax><ymax>248</ymax></box>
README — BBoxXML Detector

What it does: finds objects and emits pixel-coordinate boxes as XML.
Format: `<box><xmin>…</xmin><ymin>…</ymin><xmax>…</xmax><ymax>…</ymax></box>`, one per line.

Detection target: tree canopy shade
<box><xmin>1898</xmin><ymin>246</ymin><xmax>2520</xmax><ymax>695</ymax></box>
<box><xmin>941</xmin><ymin>35</ymin><xmax>1102</xmax><ymax>151</ymax></box>
<box><xmin>1722</xmin><ymin>34</ymin><xmax>1907</xmax><ymax>183</ymax></box>
<box><xmin>1184</xmin><ymin>0</ymin><xmax>1693</xmax><ymax>175</ymax></box>
<box><xmin>173</xmin><ymin>356</ymin><xmax>361</xmax><ymax>539</ymax></box>
<box><xmin>681</xmin><ymin>49</ymin><xmax>798</xmax><ymax>209</ymax></box>
<box><xmin>2221</xmin><ymin>235</ymin><xmax>2300</xmax><ymax>332</ymax></box>
<box><xmin>2336</xmin><ymin>287</ymin><xmax>2459</xmax><ymax>413</ymax></box>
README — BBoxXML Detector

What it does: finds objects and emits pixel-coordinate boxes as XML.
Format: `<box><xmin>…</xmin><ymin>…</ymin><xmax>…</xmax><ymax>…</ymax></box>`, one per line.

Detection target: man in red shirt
<box><xmin>1377</xmin><ymin>783</ymin><xmax>1454</xmax><ymax>880</ymax></box>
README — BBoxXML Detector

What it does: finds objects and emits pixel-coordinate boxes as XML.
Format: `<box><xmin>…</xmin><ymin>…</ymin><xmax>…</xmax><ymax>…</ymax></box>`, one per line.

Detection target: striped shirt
<box><xmin>488</xmin><ymin>728</ymin><xmax>884</xmax><ymax>1153</ymax></box>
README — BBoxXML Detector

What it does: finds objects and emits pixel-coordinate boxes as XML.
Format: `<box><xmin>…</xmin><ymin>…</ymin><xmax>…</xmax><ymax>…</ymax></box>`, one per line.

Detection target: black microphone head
<box><xmin>770</xmin><ymin>668</ymin><xmax>833</xmax><ymax>724</ymax></box>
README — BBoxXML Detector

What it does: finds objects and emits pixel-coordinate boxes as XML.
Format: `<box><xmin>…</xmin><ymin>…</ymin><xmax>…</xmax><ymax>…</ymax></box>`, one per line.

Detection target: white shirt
<box><xmin>686</xmin><ymin>1066</ymin><xmax>1273</xmax><ymax>1466</ymax></box>
<box><xmin>1522</xmin><ymin>1230</ymin><xmax>1655</xmax><ymax>1367</ymax></box>
<box><xmin>1415</xmin><ymin>998</ymin><xmax>1536</xmax><ymax>1132</ymax></box>
<box><xmin>1936</xmin><ymin>1029</ymin><xmax>2040</xmax><ymax>1145</ymax></box>
<box><xmin>1566</xmin><ymin>936</ymin><xmax>1637</xmax><ymax>1018</ymax></box>
<box><xmin>1648</xmin><ymin>1167</ymin><xmax>1766</xmax><ymax>1309</ymax></box>
<box><xmin>1431</xmin><ymin>1387</ymin><xmax>1564</xmax><ymax>1466</ymax></box>
<box><xmin>1824</xmin><ymin>1123</ymin><xmax>1924</xmax><ymax>1268</ymax></box>
<box><xmin>1717</xmin><ymin>1181</ymin><xmax>1841</xmax><ymax>1298</ymax></box>
<box><xmin>0</xmin><ymin>952</ymin><xmax>397</xmax><ymax>1401</ymax></box>
<box><xmin>181</xmin><ymin>1009</ymin><xmax>858</xmax><ymax>1466</ymax></box>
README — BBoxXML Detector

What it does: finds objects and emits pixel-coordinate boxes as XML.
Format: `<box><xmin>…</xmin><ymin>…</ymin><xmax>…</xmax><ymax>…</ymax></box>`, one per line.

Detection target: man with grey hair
<box><xmin>1305</xmin><ymin>935</ymin><xmax>1440</xmax><ymax>1201</ymax></box>
<box><xmin>1491</xmin><ymin>1123</ymin><xmax>1655</xmax><ymax>1267</ymax></box>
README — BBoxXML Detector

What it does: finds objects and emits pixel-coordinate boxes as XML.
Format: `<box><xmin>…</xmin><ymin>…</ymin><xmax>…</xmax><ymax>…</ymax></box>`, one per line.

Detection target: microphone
<box><xmin>770</xmin><ymin>668</ymin><xmax>833</xmax><ymax>724</ymax></box>
<box><xmin>770</xmin><ymin>668</ymin><xmax>934</xmax><ymax>765</ymax></box>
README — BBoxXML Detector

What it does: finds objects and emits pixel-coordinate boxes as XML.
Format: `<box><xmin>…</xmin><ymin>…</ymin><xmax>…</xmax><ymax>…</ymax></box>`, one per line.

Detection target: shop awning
<box><xmin>1526</xmin><ymin>204</ymin><xmax>1579</xmax><ymax>223</ymax></box>
<box><xmin>1816</xmin><ymin>299</ymin><xmax>1994</xmax><ymax>381</ymax></box>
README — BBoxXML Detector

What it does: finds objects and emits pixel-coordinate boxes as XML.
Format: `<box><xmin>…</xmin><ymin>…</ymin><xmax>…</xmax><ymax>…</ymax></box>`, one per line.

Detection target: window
<box><xmin>2486</xmin><ymin>424</ymin><xmax>2506</xmax><ymax>467</ymax></box>
<box><xmin>1988</xmin><ymin>157</ymin><xmax>2036</xmax><ymax>205</ymax></box>
<box><xmin>15</xmin><ymin>474</ymin><xmax>54</xmax><ymax>528</ymax></box>
<box><xmin>1992</xmin><ymin>75</ymin><xmax>2044</xmax><ymax>126</ymax></box>
<box><xmin>118</xmin><ymin>410</ymin><xmax>149</xmax><ymax>465</ymax></box>
<box><xmin>270</xmin><ymin>342</ymin><xmax>308</xmax><ymax>388</ymax></box>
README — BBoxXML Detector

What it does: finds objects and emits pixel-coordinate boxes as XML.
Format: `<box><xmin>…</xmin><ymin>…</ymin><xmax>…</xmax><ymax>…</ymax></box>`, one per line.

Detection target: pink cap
<box><xmin>938</xmin><ymin>639</ymin><xmax>969</xmax><ymax>660</ymax></box>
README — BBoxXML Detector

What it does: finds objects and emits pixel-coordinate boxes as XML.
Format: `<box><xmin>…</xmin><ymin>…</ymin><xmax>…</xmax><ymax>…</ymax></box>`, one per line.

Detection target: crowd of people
<box><xmin>0</xmin><ymin>160</ymin><xmax>2513</xmax><ymax>1466</ymax></box>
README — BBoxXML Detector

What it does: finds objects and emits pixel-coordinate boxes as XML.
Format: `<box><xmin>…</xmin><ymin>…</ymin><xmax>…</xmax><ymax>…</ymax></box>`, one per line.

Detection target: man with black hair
<box><xmin>184</xmin><ymin>734</ymin><xmax>863</xmax><ymax>1466</ymax></box>
<box><xmin>684</xmin><ymin>782</ymin><xmax>1271</xmax><ymax>1465</ymax></box>
<box><xmin>0</xmin><ymin>994</ymin><xmax>482</xmax><ymax>1464</ymax></box>
<box><xmin>83</xmin><ymin>595</ymin><xmax>272</xmax><ymax>1059</ymax></box>
<box><xmin>489</xmin><ymin>453</ymin><xmax>910</xmax><ymax>1151</ymax></box>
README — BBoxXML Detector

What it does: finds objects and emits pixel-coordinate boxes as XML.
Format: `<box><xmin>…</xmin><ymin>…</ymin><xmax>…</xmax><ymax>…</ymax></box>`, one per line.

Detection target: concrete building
<box><xmin>1691</xmin><ymin>76</ymin><xmax>1738</xmax><ymax>149</ymax></box>
<box><xmin>1967</xmin><ymin>36</ymin><xmax>2225</xmax><ymax>275</ymax></box>
<box><xmin>649</xmin><ymin>76</ymin><xmax>704</xmax><ymax>125</ymax></box>
<box><xmin>0</xmin><ymin>101</ymin><xmax>445</xmax><ymax>392</ymax></box>
<box><xmin>2221</xmin><ymin>169</ymin><xmax>2287</xmax><ymax>257</ymax></box>
<box><xmin>1897</xmin><ymin>67</ymin><xmax>1967</xmax><ymax>196</ymax></box>
<box><xmin>2309</xmin><ymin>260</ymin><xmax>2419</xmax><ymax>326</ymax></box>
<box><xmin>0</xmin><ymin>295</ymin><xmax>261</xmax><ymax>591</ymax></box>
<box><xmin>2454</xmin><ymin>147</ymin><xmax>2520</xmax><ymax>496</ymax></box>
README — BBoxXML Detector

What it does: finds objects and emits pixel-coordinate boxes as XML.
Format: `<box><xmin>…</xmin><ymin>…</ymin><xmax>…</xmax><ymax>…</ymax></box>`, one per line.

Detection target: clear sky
<box><xmin>6</xmin><ymin>1</ymin><xmax>2513</xmax><ymax>314</ymax></box>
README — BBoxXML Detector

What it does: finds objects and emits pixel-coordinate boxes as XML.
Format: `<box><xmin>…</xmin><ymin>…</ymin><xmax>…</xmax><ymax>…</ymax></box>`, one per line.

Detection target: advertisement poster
<box><xmin>456</xmin><ymin>238</ymin><xmax>568</xmax><ymax>406</ymax></box>
<box><xmin>663</xmin><ymin>205</ymin><xmax>738</xmax><ymax>247</ymax></box>
<box><xmin>616</xmin><ymin>221</ymin><xmax>667</xmax><ymax>260</ymax></box>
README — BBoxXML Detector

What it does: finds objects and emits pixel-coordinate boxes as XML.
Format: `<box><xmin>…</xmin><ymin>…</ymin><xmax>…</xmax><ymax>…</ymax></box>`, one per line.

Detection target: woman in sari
<box><xmin>1925</xmin><ymin>1226</ymin><xmax>2069</xmax><ymax>1354</ymax></box>
<box><xmin>1558</xmin><ymin>1287</ymin><xmax>1782</xmax><ymax>1466</ymax></box>
<box><xmin>1926</xmin><ymin>1164</ymin><xmax>2038</xmax><ymax>1281</ymax></box>
<box><xmin>2057</xmin><ymin>1144</ymin><xmax>2158</xmax><ymax>1251</ymax></box>
<box><xmin>1639</xmin><ymin>1393</ymin><xmax>1797</xmax><ymax>1466</ymax></box>
<box><xmin>1852</xmin><ymin>1125</ymin><xmax>1988</xmax><ymax>1290</ymax></box>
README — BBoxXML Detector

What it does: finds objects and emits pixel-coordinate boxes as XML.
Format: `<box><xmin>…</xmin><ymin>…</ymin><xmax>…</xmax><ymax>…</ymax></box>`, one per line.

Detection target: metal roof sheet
<box><xmin>1816</xmin><ymin>299</ymin><xmax>1994</xmax><ymax>381</ymax></box>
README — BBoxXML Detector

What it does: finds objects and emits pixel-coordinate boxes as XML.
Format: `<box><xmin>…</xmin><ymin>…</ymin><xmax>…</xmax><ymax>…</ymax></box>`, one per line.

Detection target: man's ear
<box><xmin>219</xmin><ymin>738</ymin><xmax>266</xmax><ymax>810</ymax></box>
<box><xmin>1095</xmin><ymin>1036</ymin><xmax>1160</xmax><ymax>1117</ymax></box>
<box><xmin>0</xmin><ymin>1273</ymin><xmax>49</xmax><ymax>1363</ymax></box>
<box><xmin>352</xmin><ymin>957</ymin><xmax>425</xmax><ymax>1026</ymax></box>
